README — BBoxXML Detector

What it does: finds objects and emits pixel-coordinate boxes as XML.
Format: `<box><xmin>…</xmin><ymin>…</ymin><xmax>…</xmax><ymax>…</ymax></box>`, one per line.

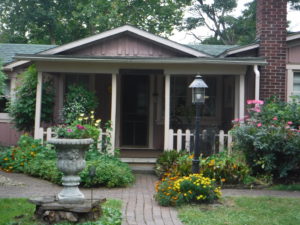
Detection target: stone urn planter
<box><xmin>48</xmin><ymin>138</ymin><xmax>93</xmax><ymax>204</ymax></box>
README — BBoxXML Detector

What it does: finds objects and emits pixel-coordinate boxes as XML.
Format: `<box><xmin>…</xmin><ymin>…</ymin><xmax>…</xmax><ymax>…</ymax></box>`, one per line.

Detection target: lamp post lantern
<box><xmin>189</xmin><ymin>75</ymin><xmax>208</xmax><ymax>173</ymax></box>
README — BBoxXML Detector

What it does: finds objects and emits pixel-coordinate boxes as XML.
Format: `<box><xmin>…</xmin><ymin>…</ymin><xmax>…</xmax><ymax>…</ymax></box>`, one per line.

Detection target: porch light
<box><xmin>189</xmin><ymin>75</ymin><xmax>208</xmax><ymax>104</ymax></box>
<box><xmin>189</xmin><ymin>74</ymin><xmax>208</xmax><ymax>174</ymax></box>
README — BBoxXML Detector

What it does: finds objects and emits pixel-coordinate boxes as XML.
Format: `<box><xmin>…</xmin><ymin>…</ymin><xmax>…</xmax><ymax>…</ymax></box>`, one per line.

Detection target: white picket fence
<box><xmin>168</xmin><ymin>129</ymin><xmax>233</xmax><ymax>154</ymax></box>
<box><xmin>36</xmin><ymin>127</ymin><xmax>111</xmax><ymax>152</ymax></box>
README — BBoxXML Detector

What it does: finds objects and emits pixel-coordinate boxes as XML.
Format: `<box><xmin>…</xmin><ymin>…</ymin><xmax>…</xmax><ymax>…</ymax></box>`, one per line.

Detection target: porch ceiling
<box><xmin>14</xmin><ymin>54</ymin><xmax>267</xmax><ymax>66</ymax></box>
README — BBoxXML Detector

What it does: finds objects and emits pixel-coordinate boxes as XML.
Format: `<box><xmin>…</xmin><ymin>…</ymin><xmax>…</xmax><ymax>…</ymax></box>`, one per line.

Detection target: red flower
<box><xmin>76</xmin><ymin>124</ymin><xmax>86</xmax><ymax>130</ymax></box>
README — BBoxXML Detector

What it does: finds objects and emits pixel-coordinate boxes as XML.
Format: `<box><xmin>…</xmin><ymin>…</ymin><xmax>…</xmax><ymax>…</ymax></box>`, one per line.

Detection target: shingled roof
<box><xmin>0</xmin><ymin>43</ymin><xmax>56</xmax><ymax>65</ymax></box>
<box><xmin>187</xmin><ymin>44</ymin><xmax>237</xmax><ymax>57</ymax></box>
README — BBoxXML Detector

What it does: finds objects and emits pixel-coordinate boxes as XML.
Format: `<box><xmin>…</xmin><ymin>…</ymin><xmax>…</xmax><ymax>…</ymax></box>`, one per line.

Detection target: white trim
<box><xmin>287</xmin><ymin>69</ymin><xmax>294</xmax><ymax>100</ymax></box>
<box><xmin>39</xmin><ymin>25</ymin><xmax>209</xmax><ymax>57</ymax></box>
<box><xmin>239</xmin><ymin>74</ymin><xmax>245</xmax><ymax>120</ymax></box>
<box><xmin>110</xmin><ymin>73</ymin><xmax>117</xmax><ymax>154</ymax></box>
<box><xmin>3</xmin><ymin>60</ymin><xmax>30</xmax><ymax>71</ymax></box>
<box><xmin>287</xmin><ymin>33</ymin><xmax>300</xmax><ymax>42</ymax></box>
<box><xmin>222</xmin><ymin>44</ymin><xmax>259</xmax><ymax>57</ymax></box>
<box><xmin>0</xmin><ymin>113</ymin><xmax>11</xmax><ymax>122</ymax></box>
<box><xmin>34</xmin><ymin>72</ymin><xmax>43</xmax><ymax>139</ymax></box>
<box><xmin>164</xmin><ymin>74</ymin><xmax>171</xmax><ymax>150</ymax></box>
<box><xmin>234</xmin><ymin>75</ymin><xmax>239</xmax><ymax>119</ymax></box>
<box><xmin>254</xmin><ymin>65</ymin><xmax>260</xmax><ymax>100</ymax></box>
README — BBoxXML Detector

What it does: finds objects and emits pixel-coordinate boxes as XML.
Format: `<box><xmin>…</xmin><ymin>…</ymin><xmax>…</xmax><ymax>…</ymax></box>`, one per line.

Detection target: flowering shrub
<box><xmin>0</xmin><ymin>134</ymin><xmax>48</xmax><ymax>172</ymax></box>
<box><xmin>156</xmin><ymin>151</ymin><xmax>252</xmax><ymax>185</ymax></box>
<box><xmin>201</xmin><ymin>152</ymin><xmax>252</xmax><ymax>185</ymax></box>
<box><xmin>54</xmin><ymin>111</ymin><xmax>100</xmax><ymax>141</ymax></box>
<box><xmin>62</xmin><ymin>85</ymin><xmax>98</xmax><ymax>124</ymax></box>
<box><xmin>231</xmin><ymin>97</ymin><xmax>300</xmax><ymax>180</ymax></box>
<box><xmin>155</xmin><ymin>173</ymin><xmax>221</xmax><ymax>206</ymax></box>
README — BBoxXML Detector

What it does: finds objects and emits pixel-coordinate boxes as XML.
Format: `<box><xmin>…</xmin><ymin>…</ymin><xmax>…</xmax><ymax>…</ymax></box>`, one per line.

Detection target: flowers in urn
<box><xmin>54</xmin><ymin>111</ymin><xmax>100</xmax><ymax>141</ymax></box>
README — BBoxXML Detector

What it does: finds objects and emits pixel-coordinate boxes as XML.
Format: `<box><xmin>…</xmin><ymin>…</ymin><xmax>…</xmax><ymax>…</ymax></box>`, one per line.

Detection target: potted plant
<box><xmin>48</xmin><ymin>114</ymin><xmax>100</xmax><ymax>204</ymax></box>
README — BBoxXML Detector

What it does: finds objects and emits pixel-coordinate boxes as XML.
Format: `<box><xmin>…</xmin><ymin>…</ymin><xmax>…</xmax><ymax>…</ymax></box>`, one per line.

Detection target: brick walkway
<box><xmin>0</xmin><ymin>172</ymin><xmax>182</xmax><ymax>225</ymax></box>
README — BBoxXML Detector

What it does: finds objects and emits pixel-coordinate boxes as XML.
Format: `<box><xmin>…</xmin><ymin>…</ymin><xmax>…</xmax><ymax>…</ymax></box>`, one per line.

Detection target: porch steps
<box><xmin>120</xmin><ymin>158</ymin><xmax>157</xmax><ymax>174</ymax></box>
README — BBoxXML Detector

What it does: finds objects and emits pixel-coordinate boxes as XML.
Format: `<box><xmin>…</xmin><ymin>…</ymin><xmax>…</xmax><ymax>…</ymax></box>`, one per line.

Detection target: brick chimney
<box><xmin>256</xmin><ymin>0</ymin><xmax>287</xmax><ymax>100</ymax></box>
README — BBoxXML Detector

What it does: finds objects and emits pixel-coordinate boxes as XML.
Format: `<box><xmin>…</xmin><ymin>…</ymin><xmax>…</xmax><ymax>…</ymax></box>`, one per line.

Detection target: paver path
<box><xmin>0</xmin><ymin>171</ymin><xmax>182</xmax><ymax>225</ymax></box>
<box><xmin>1</xmin><ymin>171</ymin><xmax>300</xmax><ymax>225</ymax></box>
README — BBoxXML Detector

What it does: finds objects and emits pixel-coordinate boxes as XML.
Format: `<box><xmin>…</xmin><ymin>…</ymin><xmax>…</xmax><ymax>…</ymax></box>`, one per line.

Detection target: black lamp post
<box><xmin>189</xmin><ymin>75</ymin><xmax>208</xmax><ymax>173</ymax></box>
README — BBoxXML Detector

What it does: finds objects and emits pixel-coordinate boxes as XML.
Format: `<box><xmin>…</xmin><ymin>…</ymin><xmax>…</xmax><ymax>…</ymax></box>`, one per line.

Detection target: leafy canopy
<box><xmin>8</xmin><ymin>65</ymin><xmax>54</xmax><ymax>132</ymax></box>
<box><xmin>0</xmin><ymin>0</ymin><xmax>191</xmax><ymax>44</ymax></box>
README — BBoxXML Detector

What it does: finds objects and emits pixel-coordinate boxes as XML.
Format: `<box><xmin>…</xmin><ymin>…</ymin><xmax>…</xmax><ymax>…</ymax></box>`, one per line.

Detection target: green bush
<box><xmin>62</xmin><ymin>85</ymin><xmax>98</xmax><ymax>124</ymax></box>
<box><xmin>154</xmin><ymin>150</ymin><xmax>187</xmax><ymax>178</ymax></box>
<box><xmin>8</xmin><ymin>65</ymin><xmax>54</xmax><ymax>132</ymax></box>
<box><xmin>200</xmin><ymin>151</ymin><xmax>252</xmax><ymax>185</ymax></box>
<box><xmin>231</xmin><ymin>98</ymin><xmax>300</xmax><ymax>181</ymax></box>
<box><xmin>155</xmin><ymin>174</ymin><xmax>221</xmax><ymax>206</ymax></box>
<box><xmin>1</xmin><ymin>135</ymin><xmax>134</xmax><ymax>188</ymax></box>
<box><xmin>0</xmin><ymin>134</ymin><xmax>50</xmax><ymax>172</ymax></box>
<box><xmin>155</xmin><ymin>150</ymin><xmax>252</xmax><ymax>185</ymax></box>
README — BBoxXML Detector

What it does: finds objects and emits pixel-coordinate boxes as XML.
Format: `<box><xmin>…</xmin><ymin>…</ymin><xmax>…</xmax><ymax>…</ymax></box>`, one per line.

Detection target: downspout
<box><xmin>254</xmin><ymin>65</ymin><xmax>260</xmax><ymax>100</ymax></box>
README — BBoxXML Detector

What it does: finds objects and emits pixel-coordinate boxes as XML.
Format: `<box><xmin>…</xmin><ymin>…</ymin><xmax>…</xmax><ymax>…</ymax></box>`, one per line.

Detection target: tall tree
<box><xmin>183</xmin><ymin>0</ymin><xmax>300</xmax><ymax>45</ymax></box>
<box><xmin>0</xmin><ymin>0</ymin><xmax>191</xmax><ymax>45</ymax></box>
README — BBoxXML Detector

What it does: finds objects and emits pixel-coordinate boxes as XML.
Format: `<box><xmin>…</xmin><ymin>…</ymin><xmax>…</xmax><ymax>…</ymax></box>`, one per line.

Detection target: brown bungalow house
<box><xmin>0</xmin><ymin>0</ymin><xmax>299</xmax><ymax>158</ymax></box>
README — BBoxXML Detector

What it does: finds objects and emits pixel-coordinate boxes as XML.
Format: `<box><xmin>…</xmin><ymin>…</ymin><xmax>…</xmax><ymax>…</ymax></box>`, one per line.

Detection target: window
<box><xmin>293</xmin><ymin>72</ymin><xmax>300</xmax><ymax>96</ymax></box>
<box><xmin>0</xmin><ymin>79</ymin><xmax>11</xmax><ymax>113</ymax></box>
<box><xmin>65</xmin><ymin>74</ymin><xmax>89</xmax><ymax>91</ymax></box>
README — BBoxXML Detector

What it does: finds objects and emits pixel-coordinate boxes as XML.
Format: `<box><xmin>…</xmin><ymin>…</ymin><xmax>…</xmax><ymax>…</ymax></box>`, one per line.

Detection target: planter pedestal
<box><xmin>48</xmin><ymin>138</ymin><xmax>93</xmax><ymax>204</ymax></box>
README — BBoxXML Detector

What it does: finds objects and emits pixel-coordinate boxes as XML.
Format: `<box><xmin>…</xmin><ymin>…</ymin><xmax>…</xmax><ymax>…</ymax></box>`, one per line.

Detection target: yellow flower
<box><xmin>78</xmin><ymin>118</ymin><xmax>83</xmax><ymax>121</ymax></box>
<box><xmin>90</xmin><ymin>111</ymin><xmax>94</xmax><ymax>114</ymax></box>
<box><xmin>221</xmin><ymin>178</ymin><xmax>226</xmax><ymax>182</ymax></box>
<box><xmin>4</xmin><ymin>157</ymin><xmax>8</xmax><ymax>161</ymax></box>
<box><xmin>208</xmin><ymin>159</ymin><xmax>215</xmax><ymax>166</ymax></box>
<box><xmin>80</xmin><ymin>113</ymin><xmax>84</xmax><ymax>117</ymax></box>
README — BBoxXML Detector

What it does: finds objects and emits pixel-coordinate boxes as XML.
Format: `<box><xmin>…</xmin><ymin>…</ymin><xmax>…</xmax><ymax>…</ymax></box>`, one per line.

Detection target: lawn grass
<box><xmin>178</xmin><ymin>196</ymin><xmax>300</xmax><ymax>225</ymax></box>
<box><xmin>0</xmin><ymin>198</ymin><xmax>122</xmax><ymax>225</ymax></box>
<box><xmin>268</xmin><ymin>183</ymin><xmax>300</xmax><ymax>191</ymax></box>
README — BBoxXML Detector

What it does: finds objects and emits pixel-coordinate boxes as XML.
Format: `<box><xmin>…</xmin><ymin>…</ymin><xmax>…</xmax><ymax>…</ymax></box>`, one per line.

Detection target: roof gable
<box><xmin>40</xmin><ymin>25</ymin><xmax>210</xmax><ymax>57</ymax></box>
<box><xmin>64</xmin><ymin>33</ymin><xmax>192</xmax><ymax>58</ymax></box>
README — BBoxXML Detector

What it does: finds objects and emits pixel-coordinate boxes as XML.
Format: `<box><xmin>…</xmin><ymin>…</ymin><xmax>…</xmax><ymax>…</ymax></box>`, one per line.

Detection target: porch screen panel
<box><xmin>170</xmin><ymin>76</ymin><xmax>217</xmax><ymax>130</ymax></box>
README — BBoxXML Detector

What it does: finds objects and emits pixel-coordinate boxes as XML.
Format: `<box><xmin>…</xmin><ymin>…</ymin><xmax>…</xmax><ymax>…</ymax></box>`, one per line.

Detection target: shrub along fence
<box><xmin>36</xmin><ymin>127</ymin><xmax>111</xmax><ymax>153</ymax></box>
<box><xmin>168</xmin><ymin>129</ymin><xmax>232</xmax><ymax>155</ymax></box>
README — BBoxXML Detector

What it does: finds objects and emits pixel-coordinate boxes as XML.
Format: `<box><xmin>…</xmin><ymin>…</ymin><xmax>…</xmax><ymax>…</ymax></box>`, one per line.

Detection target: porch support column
<box><xmin>164</xmin><ymin>74</ymin><xmax>171</xmax><ymax>150</ymax></box>
<box><xmin>234</xmin><ymin>76</ymin><xmax>239</xmax><ymax>119</ymax></box>
<box><xmin>254</xmin><ymin>65</ymin><xmax>260</xmax><ymax>100</ymax></box>
<box><xmin>34</xmin><ymin>72</ymin><xmax>43</xmax><ymax>139</ymax></box>
<box><xmin>239</xmin><ymin>74</ymin><xmax>245</xmax><ymax>121</ymax></box>
<box><xmin>110</xmin><ymin>73</ymin><xmax>117</xmax><ymax>155</ymax></box>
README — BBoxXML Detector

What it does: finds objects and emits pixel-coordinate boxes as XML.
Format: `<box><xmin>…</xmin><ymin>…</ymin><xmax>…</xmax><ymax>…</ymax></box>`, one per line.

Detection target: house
<box><xmin>0</xmin><ymin>0</ymin><xmax>299</xmax><ymax>156</ymax></box>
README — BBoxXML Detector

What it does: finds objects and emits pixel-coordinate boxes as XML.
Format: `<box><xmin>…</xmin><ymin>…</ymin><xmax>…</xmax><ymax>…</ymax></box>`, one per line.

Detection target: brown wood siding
<box><xmin>0</xmin><ymin>123</ymin><xmax>22</xmax><ymax>146</ymax></box>
<box><xmin>64</xmin><ymin>34</ymin><xmax>191</xmax><ymax>58</ymax></box>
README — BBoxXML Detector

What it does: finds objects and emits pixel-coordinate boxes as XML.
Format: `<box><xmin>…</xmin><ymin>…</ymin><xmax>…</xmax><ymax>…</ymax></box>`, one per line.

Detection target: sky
<box><xmin>169</xmin><ymin>0</ymin><xmax>300</xmax><ymax>44</ymax></box>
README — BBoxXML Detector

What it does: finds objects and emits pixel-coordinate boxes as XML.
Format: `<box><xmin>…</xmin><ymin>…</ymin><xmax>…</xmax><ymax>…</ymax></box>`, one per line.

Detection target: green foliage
<box><xmin>81</xmin><ymin>155</ymin><xmax>135</xmax><ymax>188</ymax></box>
<box><xmin>8</xmin><ymin>65</ymin><xmax>54</xmax><ymax>132</ymax></box>
<box><xmin>0</xmin><ymin>134</ymin><xmax>134</xmax><ymax>188</ymax></box>
<box><xmin>231</xmin><ymin>98</ymin><xmax>300</xmax><ymax>181</ymax></box>
<box><xmin>155</xmin><ymin>174</ymin><xmax>221</xmax><ymax>206</ymax></box>
<box><xmin>62</xmin><ymin>85</ymin><xmax>98</xmax><ymax>124</ymax></box>
<box><xmin>0</xmin><ymin>0</ymin><xmax>191</xmax><ymax>44</ymax></box>
<box><xmin>0</xmin><ymin>134</ymin><xmax>50</xmax><ymax>172</ymax></box>
<box><xmin>155</xmin><ymin>150</ymin><xmax>252</xmax><ymax>185</ymax></box>
<box><xmin>155</xmin><ymin>150</ymin><xmax>187</xmax><ymax>178</ymax></box>
<box><xmin>97</xmin><ymin>199</ymin><xmax>122</xmax><ymax>225</ymax></box>
<box><xmin>200</xmin><ymin>151</ymin><xmax>252</xmax><ymax>185</ymax></box>
<box><xmin>0</xmin><ymin>61</ymin><xmax>7</xmax><ymax>95</ymax></box>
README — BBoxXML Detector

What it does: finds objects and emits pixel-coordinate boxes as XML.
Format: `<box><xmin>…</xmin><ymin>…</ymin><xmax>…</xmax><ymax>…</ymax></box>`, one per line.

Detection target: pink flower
<box><xmin>233</xmin><ymin>118</ymin><xmax>240</xmax><ymax>122</ymax></box>
<box><xmin>273</xmin><ymin>117</ymin><xmax>278</xmax><ymax>121</ymax></box>
<box><xmin>257</xmin><ymin>123</ymin><xmax>262</xmax><ymax>127</ymax></box>
<box><xmin>287</xmin><ymin>121</ymin><xmax>293</xmax><ymax>125</ymax></box>
<box><xmin>76</xmin><ymin>124</ymin><xmax>86</xmax><ymax>130</ymax></box>
<box><xmin>247</xmin><ymin>100</ymin><xmax>264</xmax><ymax>105</ymax></box>
<box><xmin>247</xmin><ymin>100</ymin><xmax>254</xmax><ymax>105</ymax></box>
<box><xmin>67</xmin><ymin>128</ymin><xmax>73</xmax><ymax>133</ymax></box>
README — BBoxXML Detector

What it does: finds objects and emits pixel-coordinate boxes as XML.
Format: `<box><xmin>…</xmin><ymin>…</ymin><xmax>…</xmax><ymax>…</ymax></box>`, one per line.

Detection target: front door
<box><xmin>121</xmin><ymin>75</ymin><xmax>150</xmax><ymax>147</ymax></box>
